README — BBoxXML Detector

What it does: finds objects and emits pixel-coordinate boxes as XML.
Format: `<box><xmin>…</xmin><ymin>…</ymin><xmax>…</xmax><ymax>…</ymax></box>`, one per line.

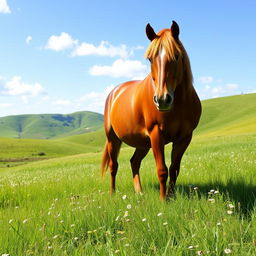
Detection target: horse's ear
<box><xmin>171</xmin><ymin>20</ymin><xmax>180</xmax><ymax>40</ymax></box>
<box><xmin>146</xmin><ymin>23</ymin><xmax>158</xmax><ymax>41</ymax></box>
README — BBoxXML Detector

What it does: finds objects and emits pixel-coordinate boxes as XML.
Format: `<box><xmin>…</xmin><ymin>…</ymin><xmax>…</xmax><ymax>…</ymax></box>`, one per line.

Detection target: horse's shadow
<box><xmin>148</xmin><ymin>179</ymin><xmax>256</xmax><ymax>216</ymax></box>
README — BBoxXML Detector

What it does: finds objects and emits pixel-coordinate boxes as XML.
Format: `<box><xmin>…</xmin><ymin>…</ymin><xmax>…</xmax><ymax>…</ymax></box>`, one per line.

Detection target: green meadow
<box><xmin>0</xmin><ymin>94</ymin><xmax>255</xmax><ymax>255</ymax></box>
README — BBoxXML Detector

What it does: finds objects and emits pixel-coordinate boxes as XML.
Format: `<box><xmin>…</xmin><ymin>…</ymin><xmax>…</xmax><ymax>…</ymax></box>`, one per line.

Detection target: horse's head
<box><xmin>145</xmin><ymin>21</ymin><xmax>184</xmax><ymax>112</ymax></box>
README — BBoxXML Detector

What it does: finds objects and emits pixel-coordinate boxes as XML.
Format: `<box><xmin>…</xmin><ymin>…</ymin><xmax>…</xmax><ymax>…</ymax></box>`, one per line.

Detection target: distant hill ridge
<box><xmin>0</xmin><ymin>93</ymin><xmax>255</xmax><ymax>140</ymax></box>
<box><xmin>0</xmin><ymin>111</ymin><xmax>103</xmax><ymax>139</ymax></box>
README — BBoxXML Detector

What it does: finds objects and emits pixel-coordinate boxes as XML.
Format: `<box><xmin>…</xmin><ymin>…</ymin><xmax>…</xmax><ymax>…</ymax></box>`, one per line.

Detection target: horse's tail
<box><xmin>101</xmin><ymin>141</ymin><xmax>109</xmax><ymax>177</ymax></box>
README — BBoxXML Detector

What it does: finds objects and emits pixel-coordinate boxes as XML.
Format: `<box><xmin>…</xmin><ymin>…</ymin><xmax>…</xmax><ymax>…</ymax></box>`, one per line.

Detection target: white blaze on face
<box><xmin>157</xmin><ymin>47</ymin><xmax>167</xmax><ymax>95</ymax></box>
<box><xmin>160</xmin><ymin>47</ymin><xmax>166</xmax><ymax>62</ymax></box>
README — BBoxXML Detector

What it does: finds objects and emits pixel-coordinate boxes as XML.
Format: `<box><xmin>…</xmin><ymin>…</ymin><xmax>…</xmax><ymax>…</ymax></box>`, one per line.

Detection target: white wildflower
<box><xmin>127</xmin><ymin>204</ymin><xmax>132</xmax><ymax>209</ymax></box>
<box><xmin>208</xmin><ymin>198</ymin><xmax>215</xmax><ymax>203</ymax></box>
<box><xmin>122</xmin><ymin>195</ymin><xmax>127</xmax><ymax>200</ymax></box>
<box><xmin>227</xmin><ymin>210</ymin><xmax>233</xmax><ymax>215</ymax></box>
<box><xmin>224</xmin><ymin>248</ymin><xmax>232</xmax><ymax>254</ymax></box>
<box><xmin>123</xmin><ymin>211</ymin><xmax>129</xmax><ymax>218</ymax></box>
<box><xmin>142</xmin><ymin>218</ymin><xmax>147</xmax><ymax>222</ymax></box>
<box><xmin>157</xmin><ymin>212</ymin><xmax>163</xmax><ymax>216</ymax></box>
<box><xmin>228</xmin><ymin>204</ymin><xmax>235</xmax><ymax>209</ymax></box>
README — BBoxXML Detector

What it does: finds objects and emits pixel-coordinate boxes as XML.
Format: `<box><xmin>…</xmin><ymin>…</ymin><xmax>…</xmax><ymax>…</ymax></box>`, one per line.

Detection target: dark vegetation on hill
<box><xmin>0</xmin><ymin>111</ymin><xmax>103</xmax><ymax>139</ymax></box>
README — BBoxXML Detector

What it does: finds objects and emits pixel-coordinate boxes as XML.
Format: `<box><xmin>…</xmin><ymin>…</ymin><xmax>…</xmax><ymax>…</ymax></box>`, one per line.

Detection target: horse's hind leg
<box><xmin>130</xmin><ymin>148</ymin><xmax>149</xmax><ymax>193</ymax></box>
<box><xmin>107</xmin><ymin>129</ymin><xmax>122</xmax><ymax>195</ymax></box>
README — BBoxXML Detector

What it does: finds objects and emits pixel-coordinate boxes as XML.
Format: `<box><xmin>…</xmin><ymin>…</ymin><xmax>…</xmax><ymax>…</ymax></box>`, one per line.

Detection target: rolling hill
<box><xmin>0</xmin><ymin>93</ymin><xmax>255</xmax><ymax>167</ymax></box>
<box><xmin>196</xmin><ymin>93</ymin><xmax>256</xmax><ymax>137</ymax></box>
<box><xmin>59</xmin><ymin>93</ymin><xmax>256</xmax><ymax>147</ymax></box>
<box><xmin>0</xmin><ymin>93</ymin><xmax>254</xmax><ymax>140</ymax></box>
<box><xmin>0</xmin><ymin>111</ymin><xmax>103</xmax><ymax>139</ymax></box>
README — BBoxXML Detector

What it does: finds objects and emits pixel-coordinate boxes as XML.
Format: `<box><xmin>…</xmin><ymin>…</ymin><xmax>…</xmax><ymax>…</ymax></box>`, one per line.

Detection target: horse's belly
<box><xmin>112</xmin><ymin>122</ymin><xmax>151</xmax><ymax>148</ymax></box>
<box><xmin>121</xmin><ymin>133</ymin><xmax>151</xmax><ymax>148</ymax></box>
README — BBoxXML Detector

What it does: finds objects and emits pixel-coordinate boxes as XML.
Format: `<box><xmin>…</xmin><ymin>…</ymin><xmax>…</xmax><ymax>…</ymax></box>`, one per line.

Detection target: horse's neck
<box><xmin>174</xmin><ymin>80</ymin><xmax>193</xmax><ymax>105</ymax></box>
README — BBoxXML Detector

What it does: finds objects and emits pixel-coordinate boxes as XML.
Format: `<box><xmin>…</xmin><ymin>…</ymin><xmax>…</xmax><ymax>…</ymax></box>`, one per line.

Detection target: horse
<box><xmin>101</xmin><ymin>21</ymin><xmax>201</xmax><ymax>200</ymax></box>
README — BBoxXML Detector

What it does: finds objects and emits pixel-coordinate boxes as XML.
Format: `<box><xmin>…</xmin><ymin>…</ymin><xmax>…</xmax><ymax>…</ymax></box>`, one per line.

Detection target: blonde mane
<box><xmin>145</xmin><ymin>29</ymin><xmax>193</xmax><ymax>86</ymax></box>
<box><xmin>145</xmin><ymin>29</ymin><xmax>181</xmax><ymax>60</ymax></box>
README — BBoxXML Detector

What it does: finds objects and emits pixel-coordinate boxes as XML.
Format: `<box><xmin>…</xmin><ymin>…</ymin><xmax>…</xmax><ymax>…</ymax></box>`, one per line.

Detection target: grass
<box><xmin>0</xmin><ymin>94</ymin><xmax>255</xmax><ymax>255</ymax></box>
<box><xmin>0</xmin><ymin>134</ymin><xmax>255</xmax><ymax>255</ymax></box>
<box><xmin>0</xmin><ymin>129</ymin><xmax>105</xmax><ymax>168</ymax></box>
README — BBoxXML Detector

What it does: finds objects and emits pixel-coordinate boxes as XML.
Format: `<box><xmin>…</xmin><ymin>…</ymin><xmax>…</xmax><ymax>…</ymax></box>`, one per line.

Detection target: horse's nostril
<box><xmin>165</xmin><ymin>94</ymin><xmax>172</xmax><ymax>105</ymax></box>
<box><xmin>153</xmin><ymin>95</ymin><xmax>158</xmax><ymax>104</ymax></box>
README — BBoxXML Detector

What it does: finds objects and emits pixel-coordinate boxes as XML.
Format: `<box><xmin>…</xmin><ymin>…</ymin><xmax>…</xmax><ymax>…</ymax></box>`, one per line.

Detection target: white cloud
<box><xmin>198</xmin><ymin>76</ymin><xmax>213</xmax><ymax>84</ymax></box>
<box><xmin>0</xmin><ymin>0</ymin><xmax>11</xmax><ymax>14</ymax></box>
<box><xmin>42</xmin><ymin>95</ymin><xmax>51</xmax><ymax>101</ymax></box>
<box><xmin>73</xmin><ymin>41</ymin><xmax>132</xmax><ymax>59</ymax></box>
<box><xmin>226</xmin><ymin>83</ymin><xmax>239</xmax><ymax>90</ymax></box>
<box><xmin>26</xmin><ymin>36</ymin><xmax>32</xmax><ymax>45</ymax></box>
<box><xmin>77</xmin><ymin>85</ymin><xmax>115</xmax><ymax>113</ymax></box>
<box><xmin>45</xmin><ymin>32</ymin><xmax>77</xmax><ymax>51</ymax></box>
<box><xmin>0</xmin><ymin>103</ymin><xmax>12</xmax><ymax>107</ymax></box>
<box><xmin>89</xmin><ymin>59</ymin><xmax>148</xmax><ymax>78</ymax></box>
<box><xmin>199</xmin><ymin>81</ymin><xmax>240</xmax><ymax>99</ymax></box>
<box><xmin>1</xmin><ymin>76</ymin><xmax>45</xmax><ymax>97</ymax></box>
<box><xmin>52</xmin><ymin>99</ymin><xmax>71</xmax><ymax>105</ymax></box>
<box><xmin>45</xmin><ymin>32</ymin><xmax>144</xmax><ymax>59</ymax></box>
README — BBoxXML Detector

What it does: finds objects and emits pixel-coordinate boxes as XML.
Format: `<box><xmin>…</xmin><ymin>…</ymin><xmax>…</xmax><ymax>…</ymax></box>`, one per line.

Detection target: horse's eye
<box><xmin>148</xmin><ymin>58</ymin><xmax>152</xmax><ymax>63</ymax></box>
<box><xmin>175</xmin><ymin>55</ymin><xmax>179</xmax><ymax>60</ymax></box>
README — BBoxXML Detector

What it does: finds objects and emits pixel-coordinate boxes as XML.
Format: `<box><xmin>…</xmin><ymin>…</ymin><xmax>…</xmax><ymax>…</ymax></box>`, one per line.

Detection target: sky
<box><xmin>0</xmin><ymin>0</ymin><xmax>256</xmax><ymax>117</ymax></box>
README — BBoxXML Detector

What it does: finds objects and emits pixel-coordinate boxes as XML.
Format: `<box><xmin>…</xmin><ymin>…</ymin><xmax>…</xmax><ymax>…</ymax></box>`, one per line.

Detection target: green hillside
<box><xmin>61</xmin><ymin>93</ymin><xmax>256</xmax><ymax>146</ymax></box>
<box><xmin>0</xmin><ymin>111</ymin><xmax>103</xmax><ymax>139</ymax></box>
<box><xmin>0</xmin><ymin>93</ymin><xmax>255</xmax><ymax>168</ymax></box>
<box><xmin>195</xmin><ymin>93</ymin><xmax>256</xmax><ymax>137</ymax></box>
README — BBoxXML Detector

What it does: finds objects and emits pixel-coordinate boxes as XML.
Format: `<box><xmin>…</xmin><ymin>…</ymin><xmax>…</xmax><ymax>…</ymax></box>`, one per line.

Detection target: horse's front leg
<box><xmin>150</xmin><ymin>126</ymin><xmax>168</xmax><ymax>200</ymax></box>
<box><xmin>167</xmin><ymin>134</ymin><xmax>192</xmax><ymax>197</ymax></box>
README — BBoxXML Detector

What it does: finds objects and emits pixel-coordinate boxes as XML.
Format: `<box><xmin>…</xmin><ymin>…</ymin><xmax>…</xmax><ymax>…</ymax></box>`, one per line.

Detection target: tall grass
<box><xmin>0</xmin><ymin>134</ymin><xmax>255</xmax><ymax>255</ymax></box>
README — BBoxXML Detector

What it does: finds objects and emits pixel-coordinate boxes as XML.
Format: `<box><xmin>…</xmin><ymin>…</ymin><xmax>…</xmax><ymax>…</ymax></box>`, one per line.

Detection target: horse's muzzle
<box><xmin>153</xmin><ymin>93</ymin><xmax>174</xmax><ymax>111</ymax></box>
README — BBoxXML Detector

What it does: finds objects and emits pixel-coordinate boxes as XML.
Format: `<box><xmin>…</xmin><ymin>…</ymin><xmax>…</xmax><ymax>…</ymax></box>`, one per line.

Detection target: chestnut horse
<box><xmin>101</xmin><ymin>21</ymin><xmax>201</xmax><ymax>200</ymax></box>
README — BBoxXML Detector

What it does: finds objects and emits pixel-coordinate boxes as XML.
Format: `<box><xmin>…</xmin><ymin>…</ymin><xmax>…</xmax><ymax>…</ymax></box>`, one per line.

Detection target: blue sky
<box><xmin>0</xmin><ymin>0</ymin><xmax>255</xmax><ymax>116</ymax></box>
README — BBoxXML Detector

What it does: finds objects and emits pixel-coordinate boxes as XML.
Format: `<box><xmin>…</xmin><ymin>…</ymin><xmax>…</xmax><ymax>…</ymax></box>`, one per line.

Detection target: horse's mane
<box><xmin>145</xmin><ymin>29</ymin><xmax>193</xmax><ymax>86</ymax></box>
